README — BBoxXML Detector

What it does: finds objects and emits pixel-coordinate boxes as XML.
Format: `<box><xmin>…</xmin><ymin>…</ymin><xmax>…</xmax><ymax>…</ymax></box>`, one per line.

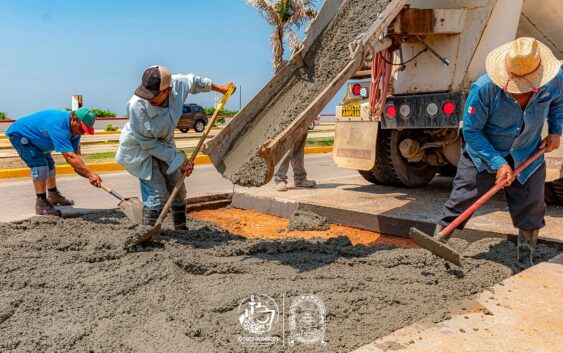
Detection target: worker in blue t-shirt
<box><xmin>6</xmin><ymin>108</ymin><xmax>102</xmax><ymax>216</ymax></box>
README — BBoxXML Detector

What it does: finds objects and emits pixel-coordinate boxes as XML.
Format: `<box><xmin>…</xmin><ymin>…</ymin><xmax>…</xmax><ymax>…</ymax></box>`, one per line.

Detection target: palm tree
<box><xmin>247</xmin><ymin>0</ymin><xmax>317</xmax><ymax>72</ymax></box>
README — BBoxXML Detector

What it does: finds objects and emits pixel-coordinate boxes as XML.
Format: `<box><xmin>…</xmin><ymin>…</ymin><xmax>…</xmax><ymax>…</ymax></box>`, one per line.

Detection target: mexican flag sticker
<box><xmin>467</xmin><ymin>106</ymin><xmax>476</xmax><ymax>114</ymax></box>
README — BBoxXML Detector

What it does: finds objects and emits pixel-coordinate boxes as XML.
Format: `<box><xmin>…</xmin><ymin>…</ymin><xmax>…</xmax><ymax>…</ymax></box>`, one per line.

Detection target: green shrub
<box><xmin>0</xmin><ymin>112</ymin><xmax>9</xmax><ymax>120</ymax></box>
<box><xmin>205</xmin><ymin>107</ymin><xmax>239</xmax><ymax>116</ymax></box>
<box><xmin>104</xmin><ymin>124</ymin><xmax>119</xmax><ymax>132</ymax></box>
<box><xmin>64</xmin><ymin>108</ymin><xmax>117</xmax><ymax>117</ymax></box>
<box><xmin>92</xmin><ymin>108</ymin><xmax>117</xmax><ymax>118</ymax></box>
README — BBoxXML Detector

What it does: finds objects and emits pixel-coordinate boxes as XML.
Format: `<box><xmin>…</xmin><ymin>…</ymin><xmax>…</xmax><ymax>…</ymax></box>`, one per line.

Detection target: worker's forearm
<box><xmin>62</xmin><ymin>152</ymin><xmax>94</xmax><ymax>177</ymax></box>
<box><xmin>211</xmin><ymin>83</ymin><xmax>223</xmax><ymax>93</ymax></box>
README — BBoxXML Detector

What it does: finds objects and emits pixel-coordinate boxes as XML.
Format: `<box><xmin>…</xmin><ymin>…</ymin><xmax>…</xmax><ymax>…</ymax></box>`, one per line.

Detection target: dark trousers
<box><xmin>439</xmin><ymin>153</ymin><xmax>546</xmax><ymax>231</ymax></box>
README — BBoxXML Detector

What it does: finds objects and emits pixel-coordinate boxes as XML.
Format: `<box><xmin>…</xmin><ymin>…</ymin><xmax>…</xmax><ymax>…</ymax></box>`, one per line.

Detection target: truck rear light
<box><xmin>426</xmin><ymin>103</ymin><xmax>438</xmax><ymax>117</ymax></box>
<box><xmin>443</xmin><ymin>101</ymin><xmax>455</xmax><ymax>115</ymax></box>
<box><xmin>385</xmin><ymin>105</ymin><xmax>397</xmax><ymax>119</ymax></box>
<box><xmin>399</xmin><ymin>104</ymin><xmax>411</xmax><ymax>118</ymax></box>
<box><xmin>352</xmin><ymin>84</ymin><xmax>361</xmax><ymax>96</ymax></box>
<box><xmin>359</xmin><ymin>87</ymin><xmax>369</xmax><ymax>98</ymax></box>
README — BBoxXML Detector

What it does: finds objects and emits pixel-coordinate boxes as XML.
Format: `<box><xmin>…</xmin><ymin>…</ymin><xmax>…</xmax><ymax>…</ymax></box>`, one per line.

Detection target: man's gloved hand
<box><xmin>496</xmin><ymin>163</ymin><xmax>515</xmax><ymax>187</ymax></box>
<box><xmin>540</xmin><ymin>134</ymin><xmax>561</xmax><ymax>153</ymax></box>
<box><xmin>181</xmin><ymin>159</ymin><xmax>194</xmax><ymax>176</ymax></box>
<box><xmin>89</xmin><ymin>173</ymin><xmax>102</xmax><ymax>188</ymax></box>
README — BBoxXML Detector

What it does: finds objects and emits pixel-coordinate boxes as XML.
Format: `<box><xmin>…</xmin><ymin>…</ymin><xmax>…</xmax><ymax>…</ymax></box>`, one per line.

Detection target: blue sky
<box><xmin>0</xmin><ymin>0</ymin><xmax>344</xmax><ymax>119</ymax></box>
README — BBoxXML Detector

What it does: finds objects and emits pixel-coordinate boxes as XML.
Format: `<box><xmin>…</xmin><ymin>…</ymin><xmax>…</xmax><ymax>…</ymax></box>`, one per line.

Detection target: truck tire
<box><xmin>358</xmin><ymin>127</ymin><xmax>438</xmax><ymax>187</ymax></box>
<box><xmin>179</xmin><ymin>128</ymin><xmax>189</xmax><ymax>133</ymax></box>
<box><xmin>357</xmin><ymin>128</ymin><xmax>400</xmax><ymax>185</ymax></box>
<box><xmin>545</xmin><ymin>178</ymin><xmax>563</xmax><ymax>205</ymax></box>
<box><xmin>389</xmin><ymin>129</ymin><xmax>438</xmax><ymax>187</ymax></box>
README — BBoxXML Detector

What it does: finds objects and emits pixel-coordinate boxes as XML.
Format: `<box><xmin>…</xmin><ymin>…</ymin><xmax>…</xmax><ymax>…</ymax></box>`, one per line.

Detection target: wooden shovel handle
<box><xmin>154</xmin><ymin>84</ymin><xmax>237</xmax><ymax>228</ymax></box>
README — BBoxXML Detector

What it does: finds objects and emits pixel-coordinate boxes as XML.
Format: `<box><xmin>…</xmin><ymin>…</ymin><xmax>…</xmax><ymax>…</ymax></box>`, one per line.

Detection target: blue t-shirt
<box><xmin>6</xmin><ymin>110</ymin><xmax>81</xmax><ymax>153</ymax></box>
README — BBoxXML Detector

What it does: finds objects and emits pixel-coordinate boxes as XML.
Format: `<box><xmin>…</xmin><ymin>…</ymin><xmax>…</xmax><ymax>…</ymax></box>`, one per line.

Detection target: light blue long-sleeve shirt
<box><xmin>116</xmin><ymin>74</ymin><xmax>212</xmax><ymax>180</ymax></box>
<box><xmin>463</xmin><ymin>72</ymin><xmax>563</xmax><ymax>184</ymax></box>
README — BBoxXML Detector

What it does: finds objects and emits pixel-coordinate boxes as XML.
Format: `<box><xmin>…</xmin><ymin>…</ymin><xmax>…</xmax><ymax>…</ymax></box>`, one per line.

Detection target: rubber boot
<box><xmin>434</xmin><ymin>224</ymin><xmax>454</xmax><ymax>241</ymax></box>
<box><xmin>172</xmin><ymin>205</ymin><xmax>187</xmax><ymax>231</ymax></box>
<box><xmin>517</xmin><ymin>229</ymin><xmax>539</xmax><ymax>269</ymax></box>
<box><xmin>142</xmin><ymin>209</ymin><xmax>160</xmax><ymax>227</ymax></box>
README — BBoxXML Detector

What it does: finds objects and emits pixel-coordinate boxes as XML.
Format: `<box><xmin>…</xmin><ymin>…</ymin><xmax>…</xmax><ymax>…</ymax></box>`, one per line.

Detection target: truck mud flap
<box><xmin>332</xmin><ymin>119</ymin><xmax>379</xmax><ymax>170</ymax></box>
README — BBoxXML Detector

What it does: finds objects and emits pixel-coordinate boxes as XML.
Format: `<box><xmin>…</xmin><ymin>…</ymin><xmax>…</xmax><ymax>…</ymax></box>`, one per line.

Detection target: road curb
<box><xmin>0</xmin><ymin>147</ymin><xmax>333</xmax><ymax>180</ymax></box>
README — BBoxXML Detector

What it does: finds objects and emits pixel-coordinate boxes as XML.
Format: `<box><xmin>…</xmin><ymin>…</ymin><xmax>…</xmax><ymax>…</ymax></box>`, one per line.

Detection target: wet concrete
<box><xmin>288</xmin><ymin>210</ymin><xmax>330</xmax><ymax>231</ymax></box>
<box><xmin>0</xmin><ymin>210</ymin><xmax>558</xmax><ymax>352</ymax></box>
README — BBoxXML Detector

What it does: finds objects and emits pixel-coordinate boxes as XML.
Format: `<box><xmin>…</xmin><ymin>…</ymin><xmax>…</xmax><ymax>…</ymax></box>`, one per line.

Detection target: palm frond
<box><xmin>285</xmin><ymin>28</ymin><xmax>303</xmax><ymax>57</ymax></box>
<box><xmin>246</xmin><ymin>0</ymin><xmax>279</xmax><ymax>26</ymax></box>
<box><xmin>287</xmin><ymin>0</ymin><xmax>318</xmax><ymax>28</ymax></box>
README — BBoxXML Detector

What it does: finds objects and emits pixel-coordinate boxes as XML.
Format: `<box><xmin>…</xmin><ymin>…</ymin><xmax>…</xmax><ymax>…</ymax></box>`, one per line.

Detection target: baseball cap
<box><xmin>75</xmin><ymin>107</ymin><xmax>96</xmax><ymax>135</ymax></box>
<box><xmin>135</xmin><ymin>65</ymin><xmax>172</xmax><ymax>100</ymax></box>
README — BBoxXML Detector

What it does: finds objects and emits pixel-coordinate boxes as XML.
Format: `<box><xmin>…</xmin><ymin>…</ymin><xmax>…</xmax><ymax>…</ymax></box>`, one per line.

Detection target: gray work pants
<box><xmin>139</xmin><ymin>157</ymin><xmax>187</xmax><ymax>210</ymax></box>
<box><xmin>274</xmin><ymin>132</ymin><xmax>308</xmax><ymax>183</ymax></box>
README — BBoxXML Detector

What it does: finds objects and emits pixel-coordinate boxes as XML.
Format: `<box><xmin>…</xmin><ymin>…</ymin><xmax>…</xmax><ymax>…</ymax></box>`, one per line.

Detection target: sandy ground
<box><xmin>191</xmin><ymin>208</ymin><xmax>416</xmax><ymax>249</ymax></box>
<box><xmin>0</xmin><ymin>210</ymin><xmax>558</xmax><ymax>353</ymax></box>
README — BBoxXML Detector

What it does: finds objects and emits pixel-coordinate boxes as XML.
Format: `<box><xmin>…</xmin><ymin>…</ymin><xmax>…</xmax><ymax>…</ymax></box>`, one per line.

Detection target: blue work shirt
<box><xmin>116</xmin><ymin>74</ymin><xmax>212</xmax><ymax>180</ymax></box>
<box><xmin>6</xmin><ymin>110</ymin><xmax>81</xmax><ymax>153</ymax></box>
<box><xmin>463</xmin><ymin>72</ymin><xmax>563</xmax><ymax>184</ymax></box>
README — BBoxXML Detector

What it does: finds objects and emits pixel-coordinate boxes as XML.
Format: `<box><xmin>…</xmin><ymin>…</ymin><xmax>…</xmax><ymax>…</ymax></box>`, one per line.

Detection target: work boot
<box><xmin>35</xmin><ymin>199</ymin><xmax>62</xmax><ymax>217</ymax></box>
<box><xmin>294</xmin><ymin>179</ymin><xmax>316</xmax><ymax>188</ymax></box>
<box><xmin>517</xmin><ymin>229</ymin><xmax>539</xmax><ymax>269</ymax></box>
<box><xmin>275</xmin><ymin>181</ymin><xmax>288</xmax><ymax>192</ymax></box>
<box><xmin>172</xmin><ymin>205</ymin><xmax>187</xmax><ymax>230</ymax></box>
<box><xmin>434</xmin><ymin>224</ymin><xmax>454</xmax><ymax>241</ymax></box>
<box><xmin>142</xmin><ymin>209</ymin><xmax>160</xmax><ymax>227</ymax></box>
<box><xmin>47</xmin><ymin>191</ymin><xmax>75</xmax><ymax>206</ymax></box>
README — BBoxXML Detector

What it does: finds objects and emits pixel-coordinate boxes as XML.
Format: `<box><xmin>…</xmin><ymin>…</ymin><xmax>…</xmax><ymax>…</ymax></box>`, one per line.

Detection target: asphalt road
<box><xmin>0</xmin><ymin>154</ymin><xmax>357</xmax><ymax>222</ymax></box>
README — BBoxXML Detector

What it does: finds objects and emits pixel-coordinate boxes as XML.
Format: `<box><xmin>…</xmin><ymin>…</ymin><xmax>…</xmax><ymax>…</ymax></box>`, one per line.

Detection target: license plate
<box><xmin>342</xmin><ymin>105</ymin><xmax>360</xmax><ymax>117</ymax></box>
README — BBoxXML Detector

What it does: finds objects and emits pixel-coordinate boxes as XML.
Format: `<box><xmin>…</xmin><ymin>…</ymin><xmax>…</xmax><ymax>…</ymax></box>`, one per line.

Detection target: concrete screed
<box><xmin>222</xmin><ymin>0</ymin><xmax>392</xmax><ymax>186</ymax></box>
<box><xmin>0</xmin><ymin>210</ymin><xmax>558</xmax><ymax>353</ymax></box>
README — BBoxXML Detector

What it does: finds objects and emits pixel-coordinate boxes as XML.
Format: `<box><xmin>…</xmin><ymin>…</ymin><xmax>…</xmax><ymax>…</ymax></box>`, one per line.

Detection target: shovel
<box><xmin>134</xmin><ymin>83</ymin><xmax>237</xmax><ymax>244</ymax></box>
<box><xmin>410</xmin><ymin>148</ymin><xmax>546</xmax><ymax>267</ymax></box>
<box><xmin>77</xmin><ymin>171</ymin><xmax>143</xmax><ymax>224</ymax></box>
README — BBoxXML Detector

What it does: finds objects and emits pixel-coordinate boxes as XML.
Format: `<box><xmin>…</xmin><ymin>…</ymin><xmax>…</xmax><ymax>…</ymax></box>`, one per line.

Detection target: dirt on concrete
<box><xmin>288</xmin><ymin>210</ymin><xmax>330</xmax><ymax>232</ymax></box>
<box><xmin>221</xmin><ymin>0</ymin><xmax>391</xmax><ymax>186</ymax></box>
<box><xmin>0</xmin><ymin>211</ymin><xmax>558</xmax><ymax>353</ymax></box>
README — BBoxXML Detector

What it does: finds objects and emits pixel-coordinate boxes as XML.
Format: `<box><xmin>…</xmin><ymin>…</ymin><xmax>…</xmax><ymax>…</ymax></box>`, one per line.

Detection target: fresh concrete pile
<box><xmin>288</xmin><ymin>210</ymin><xmax>330</xmax><ymax>231</ymax></box>
<box><xmin>0</xmin><ymin>211</ymin><xmax>558</xmax><ymax>353</ymax></box>
<box><xmin>221</xmin><ymin>0</ymin><xmax>392</xmax><ymax>186</ymax></box>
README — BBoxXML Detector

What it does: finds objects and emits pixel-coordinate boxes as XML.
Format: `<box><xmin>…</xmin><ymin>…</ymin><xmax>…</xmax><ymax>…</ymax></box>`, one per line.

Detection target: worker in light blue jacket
<box><xmin>438</xmin><ymin>38</ymin><xmax>562</xmax><ymax>268</ymax></box>
<box><xmin>116</xmin><ymin>65</ymin><xmax>232</xmax><ymax>230</ymax></box>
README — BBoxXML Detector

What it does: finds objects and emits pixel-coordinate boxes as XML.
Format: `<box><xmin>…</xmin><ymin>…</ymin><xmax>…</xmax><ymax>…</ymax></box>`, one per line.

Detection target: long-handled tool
<box><xmin>410</xmin><ymin>148</ymin><xmax>546</xmax><ymax>267</ymax></box>
<box><xmin>135</xmin><ymin>84</ymin><xmax>237</xmax><ymax>244</ymax></box>
<box><xmin>77</xmin><ymin>171</ymin><xmax>143</xmax><ymax>224</ymax></box>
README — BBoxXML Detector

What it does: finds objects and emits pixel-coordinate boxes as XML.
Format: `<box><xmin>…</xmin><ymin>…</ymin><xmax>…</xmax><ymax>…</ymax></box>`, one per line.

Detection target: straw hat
<box><xmin>486</xmin><ymin>37</ymin><xmax>560</xmax><ymax>94</ymax></box>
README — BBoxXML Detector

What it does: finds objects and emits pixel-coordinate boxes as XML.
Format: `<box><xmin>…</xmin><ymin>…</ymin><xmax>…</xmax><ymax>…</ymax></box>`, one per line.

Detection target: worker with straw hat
<box><xmin>437</xmin><ymin>37</ymin><xmax>562</xmax><ymax>268</ymax></box>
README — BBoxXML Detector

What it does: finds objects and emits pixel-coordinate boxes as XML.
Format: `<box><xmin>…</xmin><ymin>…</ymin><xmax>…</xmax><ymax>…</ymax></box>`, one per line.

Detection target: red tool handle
<box><xmin>438</xmin><ymin>148</ymin><xmax>546</xmax><ymax>239</ymax></box>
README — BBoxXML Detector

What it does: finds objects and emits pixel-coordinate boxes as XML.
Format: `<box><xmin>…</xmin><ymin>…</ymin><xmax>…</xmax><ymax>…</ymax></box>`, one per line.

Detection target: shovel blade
<box><xmin>118</xmin><ymin>197</ymin><xmax>143</xmax><ymax>225</ymax></box>
<box><xmin>410</xmin><ymin>227</ymin><xmax>462</xmax><ymax>267</ymax></box>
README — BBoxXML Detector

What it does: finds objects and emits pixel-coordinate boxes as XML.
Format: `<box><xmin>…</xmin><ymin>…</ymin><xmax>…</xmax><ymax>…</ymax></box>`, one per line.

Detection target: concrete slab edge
<box><xmin>230</xmin><ymin>191</ymin><xmax>563</xmax><ymax>246</ymax></box>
